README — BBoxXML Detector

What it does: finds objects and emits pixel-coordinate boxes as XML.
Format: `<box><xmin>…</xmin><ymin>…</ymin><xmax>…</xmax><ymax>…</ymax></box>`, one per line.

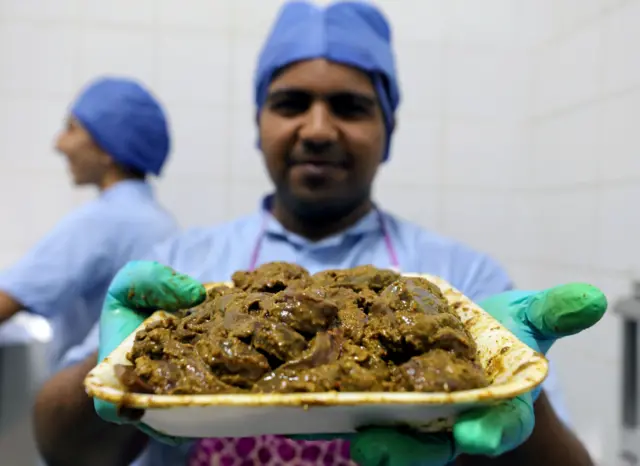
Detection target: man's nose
<box><xmin>53</xmin><ymin>133</ymin><xmax>64</xmax><ymax>154</ymax></box>
<box><xmin>298</xmin><ymin>101</ymin><xmax>338</xmax><ymax>151</ymax></box>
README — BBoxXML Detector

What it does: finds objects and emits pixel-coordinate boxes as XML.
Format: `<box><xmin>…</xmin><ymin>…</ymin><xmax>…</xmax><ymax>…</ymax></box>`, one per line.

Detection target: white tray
<box><xmin>84</xmin><ymin>274</ymin><xmax>548</xmax><ymax>438</ymax></box>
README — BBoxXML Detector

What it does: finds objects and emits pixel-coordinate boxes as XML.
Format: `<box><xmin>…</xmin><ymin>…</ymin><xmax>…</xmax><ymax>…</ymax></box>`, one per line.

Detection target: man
<box><xmin>0</xmin><ymin>77</ymin><xmax>178</xmax><ymax>370</ymax></box>
<box><xmin>32</xmin><ymin>3</ymin><xmax>603</xmax><ymax>466</ymax></box>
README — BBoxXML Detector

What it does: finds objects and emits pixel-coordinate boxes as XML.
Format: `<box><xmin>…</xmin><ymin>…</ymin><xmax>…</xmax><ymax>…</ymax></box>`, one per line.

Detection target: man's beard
<box><xmin>274</xmin><ymin>183</ymin><xmax>372</xmax><ymax>226</ymax></box>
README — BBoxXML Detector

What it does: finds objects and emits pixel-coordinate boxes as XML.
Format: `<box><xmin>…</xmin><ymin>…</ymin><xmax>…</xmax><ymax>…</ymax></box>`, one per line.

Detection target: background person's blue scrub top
<box><xmin>63</xmin><ymin>198</ymin><xmax>570</xmax><ymax>466</ymax></box>
<box><xmin>0</xmin><ymin>180</ymin><xmax>177</xmax><ymax>372</ymax></box>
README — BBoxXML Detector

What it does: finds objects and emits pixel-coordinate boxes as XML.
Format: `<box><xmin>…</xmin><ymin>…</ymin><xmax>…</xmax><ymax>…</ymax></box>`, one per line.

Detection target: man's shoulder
<box><xmin>385</xmin><ymin>212</ymin><xmax>488</xmax><ymax>259</ymax></box>
<box><xmin>383</xmin><ymin>212</ymin><xmax>512</xmax><ymax>299</ymax></box>
<box><xmin>68</xmin><ymin>196</ymin><xmax>173</xmax><ymax>227</ymax></box>
<box><xmin>69</xmin><ymin>198</ymin><xmax>177</xmax><ymax>255</ymax></box>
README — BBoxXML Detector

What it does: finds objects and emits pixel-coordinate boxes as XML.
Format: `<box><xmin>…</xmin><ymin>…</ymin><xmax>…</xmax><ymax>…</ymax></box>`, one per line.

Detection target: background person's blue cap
<box><xmin>254</xmin><ymin>1</ymin><xmax>400</xmax><ymax>161</ymax></box>
<box><xmin>71</xmin><ymin>77</ymin><xmax>170</xmax><ymax>176</ymax></box>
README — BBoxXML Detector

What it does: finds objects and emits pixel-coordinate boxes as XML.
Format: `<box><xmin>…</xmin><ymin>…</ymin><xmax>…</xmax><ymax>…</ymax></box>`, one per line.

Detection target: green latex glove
<box><xmin>94</xmin><ymin>260</ymin><xmax>206</xmax><ymax>445</ymax></box>
<box><xmin>296</xmin><ymin>283</ymin><xmax>607</xmax><ymax>466</ymax></box>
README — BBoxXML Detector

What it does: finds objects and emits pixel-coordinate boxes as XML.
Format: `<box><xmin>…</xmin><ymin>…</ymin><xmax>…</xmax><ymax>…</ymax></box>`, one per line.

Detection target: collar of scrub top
<box><xmin>99</xmin><ymin>179</ymin><xmax>154</xmax><ymax>201</ymax></box>
<box><xmin>251</xmin><ymin>194</ymin><xmax>400</xmax><ymax>272</ymax></box>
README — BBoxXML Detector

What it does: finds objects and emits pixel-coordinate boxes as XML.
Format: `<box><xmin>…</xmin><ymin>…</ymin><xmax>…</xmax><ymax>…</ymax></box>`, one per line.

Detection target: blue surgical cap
<box><xmin>71</xmin><ymin>77</ymin><xmax>170</xmax><ymax>176</ymax></box>
<box><xmin>254</xmin><ymin>1</ymin><xmax>400</xmax><ymax>161</ymax></box>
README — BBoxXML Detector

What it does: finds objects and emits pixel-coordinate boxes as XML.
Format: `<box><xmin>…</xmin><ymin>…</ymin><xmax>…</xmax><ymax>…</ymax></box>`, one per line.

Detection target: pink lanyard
<box><xmin>248</xmin><ymin>210</ymin><xmax>400</xmax><ymax>271</ymax></box>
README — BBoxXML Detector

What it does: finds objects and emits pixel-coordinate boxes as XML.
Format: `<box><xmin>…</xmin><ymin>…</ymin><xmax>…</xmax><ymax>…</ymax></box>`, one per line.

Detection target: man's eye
<box><xmin>328</xmin><ymin>95</ymin><xmax>374</xmax><ymax>119</ymax></box>
<box><xmin>330</xmin><ymin>103</ymin><xmax>370</xmax><ymax>118</ymax></box>
<box><xmin>268</xmin><ymin>91</ymin><xmax>313</xmax><ymax>116</ymax></box>
<box><xmin>270</xmin><ymin>98</ymin><xmax>310</xmax><ymax>115</ymax></box>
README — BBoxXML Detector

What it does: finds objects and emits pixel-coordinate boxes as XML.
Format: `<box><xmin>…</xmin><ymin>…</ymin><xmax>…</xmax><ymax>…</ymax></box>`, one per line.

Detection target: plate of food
<box><xmin>84</xmin><ymin>263</ymin><xmax>548</xmax><ymax>438</ymax></box>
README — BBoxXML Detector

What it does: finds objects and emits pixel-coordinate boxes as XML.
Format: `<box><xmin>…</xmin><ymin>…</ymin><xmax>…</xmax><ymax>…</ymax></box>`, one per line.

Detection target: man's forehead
<box><xmin>268</xmin><ymin>59</ymin><xmax>376</xmax><ymax>95</ymax></box>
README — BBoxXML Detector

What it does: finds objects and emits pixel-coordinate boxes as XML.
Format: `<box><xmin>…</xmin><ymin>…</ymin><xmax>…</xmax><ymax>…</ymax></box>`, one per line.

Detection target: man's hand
<box><xmin>95</xmin><ymin>261</ymin><xmax>206</xmax><ymax>444</ymax></box>
<box><xmin>0</xmin><ymin>291</ymin><xmax>23</xmax><ymax>324</ymax></box>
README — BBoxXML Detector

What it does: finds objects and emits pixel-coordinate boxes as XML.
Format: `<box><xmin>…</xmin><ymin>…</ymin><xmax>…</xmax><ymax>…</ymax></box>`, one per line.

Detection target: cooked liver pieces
<box><xmin>118</xmin><ymin>263</ymin><xmax>488</xmax><ymax>395</ymax></box>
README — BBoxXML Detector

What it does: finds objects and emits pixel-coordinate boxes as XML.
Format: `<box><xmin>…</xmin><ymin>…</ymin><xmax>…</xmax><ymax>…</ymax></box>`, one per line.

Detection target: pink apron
<box><xmin>188</xmin><ymin>436</ymin><xmax>356</xmax><ymax>466</ymax></box>
<box><xmin>189</xmin><ymin>210</ymin><xmax>398</xmax><ymax>465</ymax></box>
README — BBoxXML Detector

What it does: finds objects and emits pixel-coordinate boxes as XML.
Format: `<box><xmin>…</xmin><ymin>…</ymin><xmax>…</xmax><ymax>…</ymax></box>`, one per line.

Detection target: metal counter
<box><xmin>615</xmin><ymin>283</ymin><xmax>640</xmax><ymax>466</ymax></box>
<box><xmin>0</xmin><ymin>314</ymin><xmax>52</xmax><ymax>466</ymax></box>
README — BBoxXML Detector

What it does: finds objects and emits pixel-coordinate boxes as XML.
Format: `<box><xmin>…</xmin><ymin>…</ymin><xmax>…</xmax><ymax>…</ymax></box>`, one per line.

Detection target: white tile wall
<box><xmin>0</xmin><ymin>21</ymin><xmax>80</xmax><ymax>97</ymax></box>
<box><xmin>374</xmin><ymin>183</ymin><xmax>442</xmax><ymax>231</ymax></box>
<box><xmin>0</xmin><ymin>96</ymin><xmax>69</xmax><ymax>171</ymax></box>
<box><xmin>515</xmin><ymin>0</ymin><xmax>555</xmax><ymax>49</ymax></box>
<box><xmin>394</xmin><ymin>42</ymin><xmax>444</xmax><ymax>119</ymax></box>
<box><xmin>156</xmin><ymin>33</ymin><xmax>232</xmax><ymax>106</ymax></box>
<box><xmin>599</xmin><ymin>89</ymin><xmax>640</xmax><ymax>181</ymax></box>
<box><xmin>444</xmin><ymin>47</ymin><xmax>527</xmax><ymax>120</ymax></box>
<box><xmin>84</xmin><ymin>0</ymin><xmax>157</xmax><ymax>26</ymax></box>
<box><xmin>447</xmin><ymin>0</ymin><xmax>518</xmax><ymax>48</ymax></box>
<box><xmin>531</xmin><ymin>22</ymin><xmax>604</xmax><ymax>117</ymax></box>
<box><xmin>521</xmin><ymin>1</ymin><xmax>640</xmax><ymax>463</ymax></box>
<box><xmin>229</xmin><ymin>0</ymin><xmax>293</xmax><ymax>39</ymax></box>
<box><xmin>602</xmin><ymin>0</ymin><xmax>640</xmax><ymax>94</ymax></box>
<box><xmin>154</xmin><ymin>173</ymin><xmax>230</xmax><ymax>228</ymax></box>
<box><xmin>552</xmin><ymin>0</ymin><xmax>605</xmax><ymax>35</ymax></box>
<box><xmin>508</xmin><ymin>193</ymin><xmax>546</xmax><ymax>262</ymax></box>
<box><xmin>230</xmin><ymin>37</ymin><xmax>264</xmax><ymax>109</ymax></box>
<box><xmin>162</xmin><ymin>104</ymin><xmax>231</xmax><ymax>177</ymax></box>
<box><xmin>375</xmin><ymin>0</ymin><xmax>448</xmax><ymax>44</ymax></box>
<box><xmin>597</xmin><ymin>185</ymin><xmax>640</xmax><ymax>274</ymax></box>
<box><xmin>0</xmin><ymin>0</ymin><xmax>82</xmax><ymax>22</ymax></box>
<box><xmin>229</xmin><ymin>109</ymin><xmax>266</xmax><ymax>181</ymax></box>
<box><xmin>380</xmin><ymin>118</ymin><xmax>442</xmax><ymax>186</ymax></box>
<box><xmin>529</xmin><ymin>103</ymin><xmax>602</xmax><ymax>187</ymax></box>
<box><xmin>156</xmin><ymin>0</ymin><xmax>232</xmax><ymax>31</ymax></box>
<box><xmin>79</xmin><ymin>29</ymin><xmax>158</xmax><ymax>87</ymax></box>
<box><xmin>1</xmin><ymin>0</ymin><xmax>639</xmax><ymax>464</ymax></box>
<box><xmin>442</xmin><ymin>121</ymin><xmax>525</xmax><ymax>189</ymax></box>
<box><xmin>0</xmin><ymin>170</ymin><xmax>76</xmax><ymax>254</ymax></box>
<box><xmin>535</xmin><ymin>189</ymin><xmax>600</xmax><ymax>268</ymax></box>
<box><xmin>439</xmin><ymin>188</ymin><xmax>514</xmax><ymax>261</ymax></box>
<box><xmin>228</xmin><ymin>177</ymin><xmax>275</xmax><ymax>217</ymax></box>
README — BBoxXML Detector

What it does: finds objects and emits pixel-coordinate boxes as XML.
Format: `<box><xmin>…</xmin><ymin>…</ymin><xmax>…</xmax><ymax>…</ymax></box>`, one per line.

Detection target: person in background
<box><xmin>0</xmin><ymin>77</ymin><xmax>178</xmax><ymax>371</ymax></box>
<box><xmin>32</xmin><ymin>2</ymin><xmax>605</xmax><ymax>466</ymax></box>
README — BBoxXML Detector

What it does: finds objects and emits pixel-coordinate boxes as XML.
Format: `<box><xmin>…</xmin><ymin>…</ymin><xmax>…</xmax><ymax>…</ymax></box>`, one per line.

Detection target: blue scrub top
<box><xmin>63</xmin><ymin>197</ymin><xmax>570</xmax><ymax>466</ymax></box>
<box><xmin>0</xmin><ymin>180</ymin><xmax>177</xmax><ymax>372</ymax></box>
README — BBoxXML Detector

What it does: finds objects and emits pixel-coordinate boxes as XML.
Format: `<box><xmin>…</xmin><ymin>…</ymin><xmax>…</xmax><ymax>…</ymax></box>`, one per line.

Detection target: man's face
<box><xmin>259</xmin><ymin>59</ymin><xmax>387</xmax><ymax>220</ymax></box>
<box><xmin>54</xmin><ymin>117</ymin><xmax>112</xmax><ymax>186</ymax></box>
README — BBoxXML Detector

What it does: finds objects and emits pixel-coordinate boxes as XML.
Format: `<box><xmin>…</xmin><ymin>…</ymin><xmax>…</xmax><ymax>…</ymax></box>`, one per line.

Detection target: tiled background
<box><xmin>1</xmin><ymin>0</ymin><xmax>639</xmax><ymax>463</ymax></box>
